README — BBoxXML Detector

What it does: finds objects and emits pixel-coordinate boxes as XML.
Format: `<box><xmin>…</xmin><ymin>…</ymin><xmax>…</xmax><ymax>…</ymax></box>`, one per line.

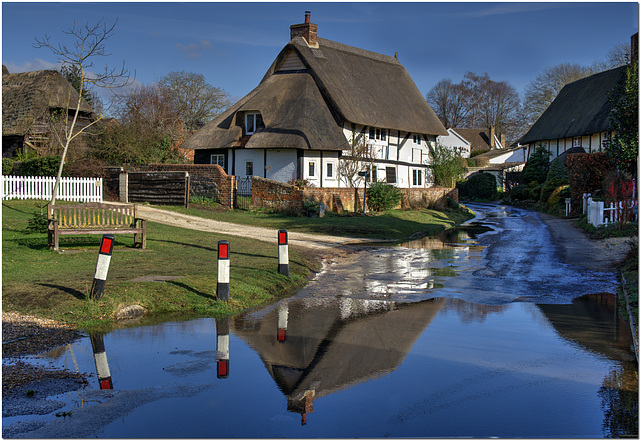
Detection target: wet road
<box><xmin>3</xmin><ymin>204</ymin><xmax>637</xmax><ymax>438</ymax></box>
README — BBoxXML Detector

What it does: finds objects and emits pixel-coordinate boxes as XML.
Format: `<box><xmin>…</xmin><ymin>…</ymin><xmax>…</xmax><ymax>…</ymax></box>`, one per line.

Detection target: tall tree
<box><xmin>33</xmin><ymin>18</ymin><xmax>131</xmax><ymax>205</ymax></box>
<box><xmin>425</xmin><ymin>78</ymin><xmax>467</xmax><ymax>129</ymax></box>
<box><xmin>605</xmin><ymin>62</ymin><xmax>638</xmax><ymax>175</ymax></box>
<box><xmin>158</xmin><ymin>71</ymin><xmax>230</xmax><ymax>131</ymax></box>
<box><xmin>522</xmin><ymin>63</ymin><xmax>597</xmax><ymax>126</ymax></box>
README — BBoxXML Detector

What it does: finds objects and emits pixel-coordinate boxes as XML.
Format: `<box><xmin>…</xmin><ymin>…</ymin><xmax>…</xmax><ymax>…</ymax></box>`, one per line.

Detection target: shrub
<box><xmin>15</xmin><ymin>156</ymin><xmax>64</xmax><ymax>177</ymax></box>
<box><xmin>509</xmin><ymin>184</ymin><xmax>529</xmax><ymax>201</ymax></box>
<box><xmin>366</xmin><ymin>181</ymin><xmax>402</xmax><ymax>212</ymax></box>
<box><xmin>457</xmin><ymin>173</ymin><xmax>498</xmax><ymax>200</ymax></box>
<box><xmin>540</xmin><ymin>158</ymin><xmax>569</xmax><ymax>204</ymax></box>
<box><xmin>2</xmin><ymin>158</ymin><xmax>15</xmax><ymax>175</ymax></box>
<box><xmin>466</xmin><ymin>157</ymin><xmax>476</xmax><ymax>167</ymax></box>
<box><xmin>521</xmin><ymin>146</ymin><xmax>550</xmax><ymax>185</ymax></box>
<box><xmin>546</xmin><ymin>184</ymin><xmax>571</xmax><ymax>210</ymax></box>
<box><xmin>566</xmin><ymin>152</ymin><xmax>613</xmax><ymax>202</ymax></box>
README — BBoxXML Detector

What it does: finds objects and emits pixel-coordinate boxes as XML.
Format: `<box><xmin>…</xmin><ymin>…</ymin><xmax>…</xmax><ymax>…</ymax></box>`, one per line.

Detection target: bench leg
<box><xmin>141</xmin><ymin>220</ymin><xmax>146</xmax><ymax>249</ymax></box>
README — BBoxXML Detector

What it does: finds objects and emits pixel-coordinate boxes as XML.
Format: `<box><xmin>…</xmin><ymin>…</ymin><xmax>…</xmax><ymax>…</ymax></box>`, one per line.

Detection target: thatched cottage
<box><xmin>183</xmin><ymin>12</ymin><xmax>447</xmax><ymax>188</ymax></box>
<box><xmin>520</xmin><ymin>66</ymin><xmax>627</xmax><ymax>161</ymax></box>
<box><xmin>2</xmin><ymin>67</ymin><xmax>97</xmax><ymax>158</ymax></box>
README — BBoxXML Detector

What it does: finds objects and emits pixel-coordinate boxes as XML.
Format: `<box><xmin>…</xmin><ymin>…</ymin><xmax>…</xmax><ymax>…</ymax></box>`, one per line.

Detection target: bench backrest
<box><xmin>48</xmin><ymin>203</ymin><xmax>138</xmax><ymax>229</ymax></box>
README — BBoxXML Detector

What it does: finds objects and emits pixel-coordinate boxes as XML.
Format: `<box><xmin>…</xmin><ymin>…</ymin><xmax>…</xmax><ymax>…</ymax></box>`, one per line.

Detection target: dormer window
<box><xmin>245</xmin><ymin>112</ymin><xmax>264</xmax><ymax>135</ymax></box>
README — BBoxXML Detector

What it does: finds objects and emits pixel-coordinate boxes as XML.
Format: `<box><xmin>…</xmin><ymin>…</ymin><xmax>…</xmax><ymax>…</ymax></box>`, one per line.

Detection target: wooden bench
<box><xmin>48</xmin><ymin>202</ymin><xmax>146</xmax><ymax>251</ymax></box>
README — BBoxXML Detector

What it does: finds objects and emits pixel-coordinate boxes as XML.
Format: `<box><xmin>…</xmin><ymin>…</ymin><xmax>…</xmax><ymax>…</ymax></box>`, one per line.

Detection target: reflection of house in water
<box><xmin>232</xmin><ymin>297</ymin><xmax>445</xmax><ymax>424</ymax></box>
<box><xmin>442</xmin><ymin>298</ymin><xmax>508</xmax><ymax>323</ymax></box>
<box><xmin>537</xmin><ymin>294</ymin><xmax>635</xmax><ymax>362</ymax></box>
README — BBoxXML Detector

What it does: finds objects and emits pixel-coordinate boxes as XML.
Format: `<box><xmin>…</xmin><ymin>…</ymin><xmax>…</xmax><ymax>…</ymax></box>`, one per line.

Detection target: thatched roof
<box><xmin>232</xmin><ymin>298</ymin><xmax>445</xmax><ymax>402</ymax></box>
<box><xmin>2</xmin><ymin>70</ymin><xmax>96</xmax><ymax>137</ymax></box>
<box><xmin>521</xmin><ymin>66</ymin><xmax>626</xmax><ymax>145</ymax></box>
<box><xmin>184</xmin><ymin>33</ymin><xmax>446</xmax><ymax>151</ymax></box>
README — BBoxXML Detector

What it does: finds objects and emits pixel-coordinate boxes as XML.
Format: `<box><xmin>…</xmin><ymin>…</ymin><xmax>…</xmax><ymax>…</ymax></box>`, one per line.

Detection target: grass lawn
<box><xmin>163</xmin><ymin>202</ymin><xmax>473</xmax><ymax>240</ymax></box>
<box><xmin>2</xmin><ymin>200</ymin><xmax>318</xmax><ymax>330</ymax></box>
<box><xmin>3</xmin><ymin>200</ymin><xmax>472</xmax><ymax>331</ymax></box>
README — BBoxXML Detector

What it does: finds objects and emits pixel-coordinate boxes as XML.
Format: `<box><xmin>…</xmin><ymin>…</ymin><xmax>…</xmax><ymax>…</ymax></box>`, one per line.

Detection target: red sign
<box><xmin>100</xmin><ymin>237</ymin><xmax>114</xmax><ymax>254</ymax></box>
<box><xmin>278</xmin><ymin>231</ymin><xmax>287</xmax><ymax>245</ymax></box>
<box><xmin>219</xmin><ymin>243</ymin><xmax>229</xmax><ymax>259</ymax></box>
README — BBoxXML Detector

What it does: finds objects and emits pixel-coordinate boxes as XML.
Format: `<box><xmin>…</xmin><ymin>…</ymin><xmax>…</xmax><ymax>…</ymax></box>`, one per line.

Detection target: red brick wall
<box><xmin>399</xmin><ymin>187</ymin><xmax>458</xmax><ymax>210</ymax></box>
<box><xmin>252</xmin><ymin>176</ymin><xmax>303</xmax><ymax>211</ymax></box>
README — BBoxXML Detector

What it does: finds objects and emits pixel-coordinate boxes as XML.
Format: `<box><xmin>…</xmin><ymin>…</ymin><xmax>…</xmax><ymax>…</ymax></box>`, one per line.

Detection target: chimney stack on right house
<box><xmin>631</xmin><ymin>32</ymin><xmax>638</xmax><ymax>64</ymax></box>
<box><xmin>290</xmin><ymin>11</ymin><xmax>318</xmax><ymax>47</ymax></box>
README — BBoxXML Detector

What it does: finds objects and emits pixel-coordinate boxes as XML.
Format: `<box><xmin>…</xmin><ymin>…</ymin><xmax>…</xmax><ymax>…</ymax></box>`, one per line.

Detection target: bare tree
<box><xmin>425</xmin><ymin>78</ymin><xmax>468</xmax><ymax>129</ymax></box>
<box><xmin>158</xmin><ymin>71</ymin><xmax>230</xmax><ymax>131</ymax></box>
<box><xmin>522</xmin><ymin>63</ymin><xmax>597</xmax><ymax>127</ymax></box>
<box><xmin>338</xmin><ymin>127</ymin><xmax>375</xmax><ymax>188</ymax></box>
<box><xmin>33</xmin><ymin>18</ymin><xmax>132</xmax><ymax>205</ymax></box>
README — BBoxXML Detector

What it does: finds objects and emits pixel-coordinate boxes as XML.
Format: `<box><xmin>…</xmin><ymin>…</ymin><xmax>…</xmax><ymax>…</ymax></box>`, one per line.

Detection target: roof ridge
<box><xmin>315</xmin><ymin>37</ymin><xmax>401</xmax><ymax>65</ymax></box>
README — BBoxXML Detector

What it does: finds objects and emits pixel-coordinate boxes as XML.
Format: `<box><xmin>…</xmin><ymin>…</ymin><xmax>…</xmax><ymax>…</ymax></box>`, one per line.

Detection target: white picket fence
<box><xmin>2</xmin><ymin>175</ymin><xmax>103</xmax><ymax>202</ymax></box>
<box><xmin>583</xmin><ymin>193</ymin><xmax>638</xmax><ymax>227</ymax></box>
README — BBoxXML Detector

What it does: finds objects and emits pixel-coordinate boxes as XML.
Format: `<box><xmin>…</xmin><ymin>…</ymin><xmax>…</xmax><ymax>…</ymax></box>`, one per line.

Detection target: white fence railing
<box><xmin>2</xmin><ymin>175</ymin><xmax>103</xmax><ymax>203</ymax></box>
<box><xmin>583</xmin><ymin>193</ymin><xmax>638</xmax><ymax>227</ymax></box>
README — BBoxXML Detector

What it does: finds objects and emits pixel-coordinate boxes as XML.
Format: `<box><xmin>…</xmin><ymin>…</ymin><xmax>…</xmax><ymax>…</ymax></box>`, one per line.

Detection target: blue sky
<box><xmin>2</xmin><ymin>2</ymin><xmax>638</xmax><ymax>110</ymax></box>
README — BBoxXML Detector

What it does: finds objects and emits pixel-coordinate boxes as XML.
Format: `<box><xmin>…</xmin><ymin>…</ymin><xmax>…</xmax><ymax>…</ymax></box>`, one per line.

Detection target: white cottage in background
<box><xmin>183</xmin><ymin>12</ymin><xmax>447</xmax><ymax>188</ymax></box>
<box><xmin>436</xmin><ymin>128</ymin><xmax>472</xmax><ymax>158</ymax></box>
<box><xmin>520</xmin><ymin>66</ymin><xmax>627</xmax><ymax>161</ymax></box>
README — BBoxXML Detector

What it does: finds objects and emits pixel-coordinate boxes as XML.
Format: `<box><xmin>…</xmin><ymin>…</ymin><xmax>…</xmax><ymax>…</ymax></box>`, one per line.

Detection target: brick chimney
<box><xmin>290</xmin><ymin>11</ymin><xmax>318</xmax><ymax>47</ymax></box>
<box><xmin>489</xmin><ymin>126</ymin><xmax>496</xmax><ymax>149</ymax></box>
<box><xmin>631</xmin><ymin>32</ymin><xmax>638</xmax><ymax>65</ymax></box>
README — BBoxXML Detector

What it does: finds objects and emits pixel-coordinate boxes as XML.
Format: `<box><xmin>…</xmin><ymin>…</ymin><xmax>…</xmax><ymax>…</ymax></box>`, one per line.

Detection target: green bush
<box><xmin>509</xmin><ymin>184</ymin><xmax>529</xmax><ymax>201</ymax></box>
<box><xmin>466</xmin><ymin>157</ymin><xmax>476</xmax><ymax>167</ymax></box>
<box><xmin>471</xmin><ymin>149</ymin><xmax>490</xmax><ymax>158</ymax></box>
<box><xmin>366</xmin><ymin>181</ymin><xmax>402</xmax><ymax>212</ymax></box>
<box><xmin>2</xmin><ymin>158</ymin><xmax>15</xmax><ymax>175</ymax></box>
<box><xmin>521</xmin><ymin>146</ymin><xmax>550</xmax><ymax>185</ymax></box>
<box><xmin>15</xmin><ymin>156</ymin><xmax>64</xmax><ymax>177</ymax></box>
<box><xmin>457</xmin><ymin>173</ymin><xmax>498</xmax><ymax>200</ymax></box>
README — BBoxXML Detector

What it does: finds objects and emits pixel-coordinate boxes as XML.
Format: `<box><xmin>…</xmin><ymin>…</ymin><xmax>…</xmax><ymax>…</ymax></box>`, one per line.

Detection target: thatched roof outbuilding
<box><xmin>521</xmin><ymin>66</ymin><xmax>627</xmax><ymax>145</ymax></box>
<box><xmin>183</xmin><ymin>17</ymin><xmax>446</xmax><ymax>153</ymax></box>
<box><xmin>2</xmin><ymin>69</ymin><xmax>96</xmax><ymax>138</ymax></box>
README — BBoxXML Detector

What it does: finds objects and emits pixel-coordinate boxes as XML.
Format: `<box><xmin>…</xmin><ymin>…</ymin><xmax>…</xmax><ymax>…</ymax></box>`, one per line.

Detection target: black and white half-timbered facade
<box><xmin>184</xmin><ymin>12</ymin><xmax>447</xmax><ymax>188</ymax></box>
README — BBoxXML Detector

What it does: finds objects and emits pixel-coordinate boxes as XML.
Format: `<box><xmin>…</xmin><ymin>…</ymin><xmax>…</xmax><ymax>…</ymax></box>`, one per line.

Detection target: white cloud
<box><xmin>175</xmin><ymin>39</ymin><xmax>213</xmax><ymax>59</ymax></box>
<box><xmin>4</xmin><ymin>58</ymin><xmax>59</xmax><ymax>73</ymax></box>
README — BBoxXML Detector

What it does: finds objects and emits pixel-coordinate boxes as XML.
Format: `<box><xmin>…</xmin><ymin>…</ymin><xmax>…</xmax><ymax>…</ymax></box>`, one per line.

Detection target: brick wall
<box><xmin>110</xmin><ymin>164</ymin><xmax>235</xmax><ymax>208</ymax></box>
<box><xmin>399</xmin><ymin>187</ymin><xmax>458</xmax><ymax>210</ymax></box>
<box><xmin>302</xmin><ymin>187</ymin><xmax>365</xmax><ymax>212</ymax></box>
<box><xmin>252</xmin><ymin>176</ymin><xmax>304</xmax><ymax>211</ymax></box>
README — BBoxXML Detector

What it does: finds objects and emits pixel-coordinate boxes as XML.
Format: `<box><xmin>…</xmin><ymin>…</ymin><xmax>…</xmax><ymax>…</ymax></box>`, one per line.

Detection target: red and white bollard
<box><xmin>216</xmin><ymin>317</ymin><xmax>230</xmax><ymax>379</ymax></box>
<box><xmin>90</xmin><ymin>333</ymin><xmax>113</xmax><ymax>390</ymax></box>
<box><xmin>278</xmin><ymin>230</ymin><xmax>289</xmax><ymax>277</ymax></box>
<box><xmin>90</xmin><ymin>234</ymin><xmax>115</xmax><ymax>299</ymax></box>
<box><xmin>217</xmin><ymin>240</ymin><xmax>230</xmax><ymax>301</ymax></box>
<box><xmin>277</xmin><ymin>303</ymin><xmax>288</xmax><ymax>343</ymax></box>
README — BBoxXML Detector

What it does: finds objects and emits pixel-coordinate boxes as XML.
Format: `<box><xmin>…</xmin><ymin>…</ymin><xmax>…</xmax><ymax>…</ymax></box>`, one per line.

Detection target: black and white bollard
<box><xmin>90</xmin><ymin>234</ymin><xmax>115</xmax><ymax>299</ymax></box>
<box><xmin>278</xmin><ymin>230</ymin><xmax>289</xmax><ymax>277</ymax></box>
<box><xmin>216</xmin><ymin>317</ymin><xmax>230</xmax><ymax>379</ymax></box>
<box><xmin>277</xmin><ymin>303</ymin><xmax>289</xmax><ymax>343</ymax></box>
<box><xmin>217</xmin><ymin>240</ymin><xmax>230</xmax><ymax>301</ymax></box>
<box><xmin>90</xmin><ymin>333</ymin><xmax>113</xmax><ymax>390</ymax></box>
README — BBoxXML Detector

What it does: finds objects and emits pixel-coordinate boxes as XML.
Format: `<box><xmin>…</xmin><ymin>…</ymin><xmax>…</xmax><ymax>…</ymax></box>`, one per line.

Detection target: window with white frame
<box><xmin>413</xmin><ymin>134</ymin><xmax>421</xmax><ymax>144</ymax></box>
<box><xmin>326</xmin><ymin>162</ymin><xmax>333</xmax><ymax>178</ymax></box>
<box><xmin>385</xmin><ymin>166</ymin><xmax>397</xmax><ymax>184</ymax></box>
<box><xmin>245</xmin><ymin>161</ymin><xmax>254</xmax><ymax>176</ymax></box>
<box><xmin>211</xmin><ymin>154</ymin><xmax>225</xmax><ymax>168</ymax></box>
<box><xmin>245</xmin><ymin>112</ymin><xmax>264</xmax><ymax>135</ymax></box>
<box><xmin>412</xmin><ymin>169</ymin><xmax>422</xmax><ymax>186</ymax></box>
<box><xmin>309</xmin><ymin>161</ymin><xmax>316</xmax><ymax>177</ymax></box>
<box><xmin>368</xmin><ymin>127</ymin><xmax>387</xmax><ymax>141</ymax></box>
<box><xmin>573</xmin><ymin>136</ymin><xmax>582</xmax><ymax>147</ymax></box>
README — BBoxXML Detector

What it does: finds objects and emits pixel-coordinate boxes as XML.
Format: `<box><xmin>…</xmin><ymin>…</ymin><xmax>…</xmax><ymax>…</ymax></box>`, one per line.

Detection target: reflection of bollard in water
<box><xmin>216</xmin><ymin>317</ymin><xmax>230</xmax><ymax>379</ymax></box>
<box><xmin>277</xmin><ymin>303</ymin><xmax>288</xmax><ymax>343</ymax></box>
<box><xmin>90</xmin><ymin>235</ymin><xmax>115</xmax><ymax>299</ymax></box>
<box><xmin>277</xmin><ymin>230</ymin><xmax>289</xmax><ymax>277</ymax></box>
<box><xmin>217</xmin><ymin>240</ymin><xmax>230</xmax><ymax>301</ymax></box>
<box><xmin>90</xmin><ymin>333</ymin><xmax>113</xmax><ymax>389</ymax></box>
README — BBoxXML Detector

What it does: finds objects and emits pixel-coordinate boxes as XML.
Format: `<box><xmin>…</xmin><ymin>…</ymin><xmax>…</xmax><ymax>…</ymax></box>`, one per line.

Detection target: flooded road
<box><xmin>3</xmin><ymin>204</ymin><xmax>638</xmax><ymax>438</ymax></box>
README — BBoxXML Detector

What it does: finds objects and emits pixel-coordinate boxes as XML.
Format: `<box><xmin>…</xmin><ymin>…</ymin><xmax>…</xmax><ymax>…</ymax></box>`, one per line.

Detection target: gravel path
<box><xmin>135</xmin><ymin>205</ymin><xmax>382</xmax><ymax>250</ymax></box>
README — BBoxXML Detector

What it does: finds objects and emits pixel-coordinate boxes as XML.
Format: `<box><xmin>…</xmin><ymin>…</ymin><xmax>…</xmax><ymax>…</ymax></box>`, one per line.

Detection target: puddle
<box><xmin>3</xmin><ymin>203</ymin><xmax>636</xmax><ymax>438</ymax></box>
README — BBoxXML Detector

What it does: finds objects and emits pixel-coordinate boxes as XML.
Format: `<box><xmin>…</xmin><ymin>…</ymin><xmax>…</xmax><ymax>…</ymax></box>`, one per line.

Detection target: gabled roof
<box><xmin>2</xmin><ymin>70</ymin><xmax>96</xmax><ymax>137</ymax></box>
<box><xmin>521</xmin><ymin>66</ymin><xmax>627</xmax><ymax>145</ymax></box>
<box><xmin>450</xmin><ymin>128</ymin><xmax>492</xmax><ymax>153</ymax></box>
<box><xmin>184</xmin><ymin>32</ymin><xmax>446</xmax><ymax>151</ymax></box>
